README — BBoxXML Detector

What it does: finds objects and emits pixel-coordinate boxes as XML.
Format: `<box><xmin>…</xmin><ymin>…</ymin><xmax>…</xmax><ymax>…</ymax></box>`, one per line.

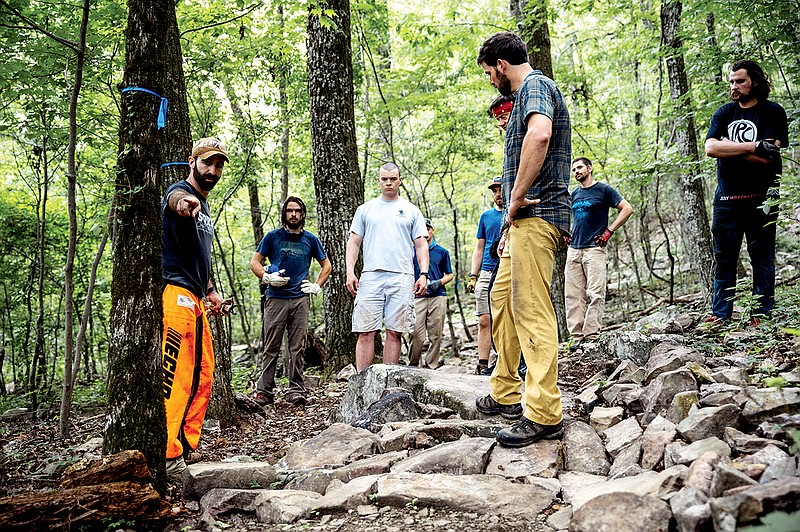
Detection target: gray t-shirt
<box><xmin>350</xmin><ymin>196</ymin><xmax>426</xmax><ymax>275</ymax></box>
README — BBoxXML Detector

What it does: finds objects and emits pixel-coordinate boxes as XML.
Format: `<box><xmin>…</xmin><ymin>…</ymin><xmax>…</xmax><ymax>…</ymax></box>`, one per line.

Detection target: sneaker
<box><xmin>475</xmin><ymin>395</ymin><xmax>523</xmax><ymax>420</ymax></box>
<box><xmin>253</xmin><ymin>391</ymin><xmax>273</xmax><ymax>407</ymax></box>
<box><xmin>497</xmin><ymin>418</ymin><xmax>564</xmax><ymax>448</ymax></box>
<box><xmin>165</xmin><ymin>456</ymin><xmax>186</xmax><ymax>481</ymax></box>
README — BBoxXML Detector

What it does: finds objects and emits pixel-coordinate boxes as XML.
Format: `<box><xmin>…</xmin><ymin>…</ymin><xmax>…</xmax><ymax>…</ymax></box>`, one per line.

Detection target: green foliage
<box><xmin>740</xmin><ymin>510</ymin><xmax>800</xmax><ymax>532</ymax></box>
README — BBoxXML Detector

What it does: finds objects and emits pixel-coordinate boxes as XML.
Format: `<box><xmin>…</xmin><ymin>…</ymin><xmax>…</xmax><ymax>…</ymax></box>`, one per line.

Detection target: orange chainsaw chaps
<box><xmin>161</xmin><ymin>284</ymin><xmax>215</xmax><ymax>460</ymax></box>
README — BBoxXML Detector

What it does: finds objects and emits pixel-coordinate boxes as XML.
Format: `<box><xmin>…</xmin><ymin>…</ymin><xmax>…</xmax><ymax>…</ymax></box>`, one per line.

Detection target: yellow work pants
<box><xmin>489</xmin><ymin>217</ymin><xmax>562</xmax><ymax>425</ymax></box>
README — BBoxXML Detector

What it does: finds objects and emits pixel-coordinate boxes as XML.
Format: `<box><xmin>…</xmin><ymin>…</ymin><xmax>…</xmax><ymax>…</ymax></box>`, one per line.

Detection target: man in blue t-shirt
<box><xmin>705</xmin><ymin>60</ymin><xmax>788</xmax><ymax>325</ymax></box>
<box><xmin>249</xmin><ymin>196</ymin><xmax>332</xmax><ymax>406</ymax></box>
<box><xmin>467</xmin><ymin>177</ymin><xmax>503</xmax><ymax>375</ymax></box>
<box><xmin>411</xmin><ymin>218</ymin><xmax>454</xmax><ymax>369</ymax></box>
<box><xmin>565</xmin><ymin>158</ymin><xmax>633</xmax><ymax>345</ymax></box>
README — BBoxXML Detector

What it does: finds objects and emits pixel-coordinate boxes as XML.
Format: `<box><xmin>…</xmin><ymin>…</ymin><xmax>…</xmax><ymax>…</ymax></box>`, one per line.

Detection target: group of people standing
<box><xmin>158</xmin><ymin>31</ymin><xmax>787</xmax><ymax>478</ymax></box>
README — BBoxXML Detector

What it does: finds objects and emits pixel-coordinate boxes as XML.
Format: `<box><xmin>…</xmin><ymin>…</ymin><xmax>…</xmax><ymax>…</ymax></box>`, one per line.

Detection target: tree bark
<box><xmin>513</xmin><ymin>0</ymin><xmax>568</xmax><ymax>342</ymax></box>
<box><xmin>307</xmin><ymin>0</ymin><xmax>363</xmax><ymax>372</ymax></box>
<box><xmin>661</xmin><ymin>0</ymin><xmax>714</xmax><ymax>302</ymax></box>
<box><xmin>105</xmin><ymin>0</ymin><xmax>191</xmax><ymax>494</ymax></box>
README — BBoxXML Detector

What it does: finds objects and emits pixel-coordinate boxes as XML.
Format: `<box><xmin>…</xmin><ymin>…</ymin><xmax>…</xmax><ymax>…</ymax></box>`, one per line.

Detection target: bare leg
<box><xmin>383</xmin><ymin>330</ymin><xmax>402</xmax><ymax>364</ymax></box>
<box><xmin>477</xmin><ymin>313</ymin><xmax>492</xmax><ymax>362</ymax></box>
<box><xmin>356</xmin><ymin>331</ymin><xmax>377</xmax><ymax>371</ymax></box>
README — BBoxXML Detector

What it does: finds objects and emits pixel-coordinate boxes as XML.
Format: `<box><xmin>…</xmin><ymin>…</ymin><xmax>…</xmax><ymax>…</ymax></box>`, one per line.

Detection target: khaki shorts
<box><xmin>474</xmin><ymin>270</ymin><xmax>493</xmax><ymax>316</ymax></box>
<box><xmin>352</xmin><ymin>271</ymin><xmax>415</xmax><ymax>333</ymax></box>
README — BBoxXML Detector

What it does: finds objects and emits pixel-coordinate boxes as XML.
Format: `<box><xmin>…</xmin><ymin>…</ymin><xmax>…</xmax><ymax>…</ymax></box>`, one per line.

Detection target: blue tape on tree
<box><xmin>160</xmin><ymin>162</ymin><xmax>190</xmax><ymax>168</ymax></box>
<box><xmin>121</xmin><ymin>87</ymin><xmax>168</xmax><ymax>130</ymax></box>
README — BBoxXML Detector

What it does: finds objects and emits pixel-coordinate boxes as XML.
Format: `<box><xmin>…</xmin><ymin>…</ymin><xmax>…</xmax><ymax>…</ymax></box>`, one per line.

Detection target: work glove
<box><xmin>426</xmin><ymin>279</ymin><xmax>442</xmax><ymax>294</ymax></box>
<box><xmin>262</xmin><ymin>270</ymin><xmax>289</xmax><ymax>287</ymax></box>
<box><xmin>300</xmin><ymin>280</ymin><xmax>321</xmax><ymax>295</ymax></box>
<box><xmin>466</xmin><ymin>274</ymin><xmax>477</xmax><ymax>294</ymax></box>
<box><xmin>754</xmin><ymin>139</ymin><xmax>780</xmax><ymax>159</ymax></box>
<box><xmin>593</xmin><ymin>228</ymin><xmax>613</xmax><ymax>248</ymax></box>
<box><xmin>562</xmin><ymin>233</ymin><xmax>573</xmax><ymax>246</ymax></box>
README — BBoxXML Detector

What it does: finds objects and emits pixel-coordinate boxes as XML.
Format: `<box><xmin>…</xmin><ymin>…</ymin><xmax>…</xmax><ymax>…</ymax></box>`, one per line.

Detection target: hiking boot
<box><xmin>497</xmin><ymin>418</ymin><xmax>564</xmax><ymax>448</ymax></box>
<box><xmin>166</xmin><ymin>456</ymin><xmax>186</xmax><ymax>481</ymax></box>
<box><xmin>475</xmin><ymin>394</ymin><xmax>522</xmax><ymax>420</ymax></box>
<box><xmin>253</xmin><ymin>391</ymin><xmax>273</xmax><ymax>407</ymax></box>
<box><xmin>285</xmin><ymin>392</ymin><xmax>307</xmax><ymax>406</ymax></box>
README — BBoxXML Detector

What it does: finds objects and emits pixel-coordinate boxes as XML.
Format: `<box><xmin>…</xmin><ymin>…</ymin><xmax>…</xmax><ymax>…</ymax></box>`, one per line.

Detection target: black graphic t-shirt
<box><xmin>569</xmin><ymin>182</ymin><xmax>623</xmax><ymax>249</ymax></box>
<box><xmin>162</xmin><ymin>180</ymin><xmax>213</xmax><ymax>298</ymax></box>
<box><xmin>706</xmin><ymin>100</ymin><xmax>788</xmax><ymax>205</ymax></box>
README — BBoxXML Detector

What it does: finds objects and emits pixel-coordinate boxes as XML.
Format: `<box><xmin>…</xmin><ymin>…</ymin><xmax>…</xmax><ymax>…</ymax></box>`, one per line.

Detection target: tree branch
<box><xmin>0</xmin><ymin>0</ymin><xmax>79</xmax><ymax>52</ymax></box>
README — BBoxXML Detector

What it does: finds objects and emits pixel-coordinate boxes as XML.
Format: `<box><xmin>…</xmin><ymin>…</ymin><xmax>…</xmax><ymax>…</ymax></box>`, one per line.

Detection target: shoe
<box><xmin>482</xmin><ymin>364</ymin><xmax>495</xmax><ymax>376</ymax></box>
<box><xmin>497</xmin><ymin>418</ymin><xmax>564</xmax><ymax>448</ymax></box>
<box><xmin>285</xmin><ymin>392</ymin><xmax>307</xmax><ymax>406</ymax></box>
<box><xmin>475</xmin><ymin>395</ymin><xmax>523</xmax><ymax>420</ymax></box>
<box><xmin>253</xmin><ymin>391</ymin><xmax>273</xmax><ymax>407</ymax></box>
<box><xmin>473</xmin><ymin>363</ymin><xmax>488</xmax><ymax>375</ymax></box>
<box><xmin>166</xmin><ymin>456</ymin><xmax>186</xmax><ymax>481</ymax></box>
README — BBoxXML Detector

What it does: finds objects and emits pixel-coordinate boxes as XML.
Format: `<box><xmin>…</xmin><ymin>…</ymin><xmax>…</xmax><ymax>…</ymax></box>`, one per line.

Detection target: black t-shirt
<box><xmin>162</xmin><ymin>181</ymin><xmax>213</xmax><ymax>298</ymax></box>
<box><xmin>569</xmin><ymin>182</ymin><xmax>623</xmax><ymax>249</ymax></box>
<box><xmin>705</xmin><ymin>100</ymin><xmax>788</xmax><ymax>205</ymax></box>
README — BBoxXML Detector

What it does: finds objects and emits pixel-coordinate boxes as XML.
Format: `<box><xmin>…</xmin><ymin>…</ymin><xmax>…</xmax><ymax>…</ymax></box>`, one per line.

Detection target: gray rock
<box><xmin>607</xmin><ymin>359</ymin><xmax>645</xmax><ymax>385</ymax></box>
<box><xmin>199</xmin><ymin>488</ymin><xmax>269</xmax><ymax>515</ymax></box>
<box><xmin>733</xmin><ymin>444</ymin><xmax>790</xmax><ymax>476</ymax></box>
<box><xmin>617</xmin><ymin>386</ymin><xmax>645</xmax><ymax>413</ymax></box>
<box><xmin>378</xmin><ymin>419</ymin><xmax>503</xmax><ymax>452</ymax></box>
<box><xmin>601</xmin><ymin>384</ymin><xmax>639</xmax><ymax>407</ymax></box>
<box><xmin>608</xmin><ymin>440</ymin><xmax>642</xmax><ymax>478</ymax></box>
<box><xmin>575</xmin><ymin>383</ymin><xmax>602</xmax><ymax>409</ymax></box>
<box><xmin>670</xmin><ymin>488</ymin><xmax>712</xmax><ymax>532</ymax></box>
<box><xmin>603</xmin><ymin>416</ymin><xmax>642</xmax><ymax>458</ymax></box>
<box><xmin>723</xmin><ymin>427</ymin><xmax>786</xmax><ymax>454</ymax></box>
<box><xmin>710</xmin><ymin>463</ymin><xmax>758</xmax><ymax>497</ymax></box>
<box><xmin>685</xmin><ymin>451</ymin><xmax>724</xmax><ymax>492</ymax></box>
<box><xmin>545</xmin><ymin>505</ymin><xmax>572</xmax><ymax>530</ymax></box>
<box><xmin>254</xmin><ymin>489</ymin><xmax>321</xmax><ymax>524</ymax></box>
<box><xmin>667</xmin><ymin>391</ymin><xmax>700</xmax><ymax>423</ymax></box>
<box><xmin>524</xmin><ymin>475</ymin><xmax>562</xmax><ymax>495</ymax></box>
<box><xmin>570</xmin><ymin>492</ymin><xmax>671</xmax><ymax>532</ymax></box>
<box><xmin>709</xmin><ymin>367</ymin><xmax>749</xmax><ymax>386</ymax></box>
<box><xmin>741</xmin><ymin>387</ymin><xmax>800</xmax><ymax>422</ymax></box>
<box><xmin>644</xmin><ymin>346</ymin><xmax>704</xmax><ymax>385</ymax></box>
<box><xmin>604</xmin><ymin>330</ymin><xmax>663</xmax><ymax>366</ymax></box>
<box><xmin>485</xmin><ymin>439</ymin><xmax>561</xmax><ymax>479</ymax></box>
<box><xmin>563</xmin><ymin>421</ymin><xmax>610</xmax><ymax>475</ymax></box>
<box><xmin>699</xmin><ymin>391</ymin><xmax>738</xmax><ymax>407</ymax></box>
<box><xmin>311</xmin><ymin>474</ymin><xmax>382</xmax><ymax>513</ymax></box>
<box><xmin>641</xmin><ymin>430</ymin><xmax>676</xmax><ymax>470</ymax></box>
<box><xmin>276</xmin><ymin>423</ymin><xmax>380</xmax><ymax>471</ymax></box>
<box><xmin>589</xmin><ymin>406</ymin><xmax>624</xmax><ymax>433</ymax></box>
<box><xmin>563</xmin><ymin>466</ymin><xmax>687</xmax><ymax>510</ymax></box>
<box><xmin>665</xmin><ymin>437</ymin><xmax>731</xmax><ymax>466</ymax></box>
<box><xmin>641</xmin><ymin>368</ymin><xmax>698</xmax><ymax>416</ymax></box>
<box><xmin>760</xmin><ymin>455</ymin><xmax>798</xmax><ymax>483</ymax></box>
<box><xmin>284</xmin><ymin>450</ymin><xmax>407</xmax><ymax>494</ymax></box>
<box><xmin>183</xmin><ymin>461</ymin><xmax>277</xmax><ymax>499</ymax></box>
<box><xmin>709</xmin><ymin>478</ymin><xmax>800</xmax><ymax>531</ymax></box>
<box><xmin>676</xmin><ymin>404</ymin><xmax>741</xmax><ymax>442</ymax></box>
<box><xmin>351</xmin><ymin>390</ymin><xmax>420</xmax><ymax>429</ymax></box>
<box><xmin>374</xmin><ymin>472</ymin><xmax>554</xmax><ymax>516</ymax></box>
<box><xmin>336</xmin><ymin>364</ymin><xmax>357</xmax><ymax>381</ymax></box>
<box><xmin>390</xmin><ymin>437</ymin><xmax>495</xmax><ymax>475</ymax></box>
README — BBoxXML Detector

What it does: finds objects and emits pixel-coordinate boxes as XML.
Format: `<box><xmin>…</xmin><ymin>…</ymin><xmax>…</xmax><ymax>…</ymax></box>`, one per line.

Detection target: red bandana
<box><xmin>491</xmin><ymin>101</ymin><xmax>513</xmax><ymax>118</ymax></box>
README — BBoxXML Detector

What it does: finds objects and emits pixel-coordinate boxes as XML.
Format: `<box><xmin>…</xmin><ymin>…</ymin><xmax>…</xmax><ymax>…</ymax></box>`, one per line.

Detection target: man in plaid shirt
<box><xmin>475</xmin><ymin>32</ymin><xmax>572</xmax><ymax>448</ymax></box>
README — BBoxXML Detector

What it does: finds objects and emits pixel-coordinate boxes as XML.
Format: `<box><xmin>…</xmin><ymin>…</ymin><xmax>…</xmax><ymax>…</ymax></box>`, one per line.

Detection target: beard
<box><xmin>496</xmin><ymin>71</ymin><xmax>512</xmax><ymax>96</ymax></box>
<box><xmin>731</xmin><ymin>89</ymin><xmax>754</xmax><ymax>103</ymax></box>
<box><xmin>285</xmin><ymin>217</ymin><xmax>304</xmax><ymax>230</ymax></box>
<box><xmin>195</xmin><ymin>171</ymin><xmax>220</xmax><ymax>192</ymax></box>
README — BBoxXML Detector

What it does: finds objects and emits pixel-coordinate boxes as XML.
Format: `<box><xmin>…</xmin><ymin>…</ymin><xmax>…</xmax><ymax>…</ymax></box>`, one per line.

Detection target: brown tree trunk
<box><xmin>513</xmin><ymin>0</ymin><xmax>568</xmax><ymax>342</ymax></box>
<box><xmin>307</xmin><ymin>0</ymin><xmax>363</xmax><ymax>372</ymax></box>
<box><xmin>661</xmin><ymin>0</ymin><xmax>714</xmax><ymax>302</ymax></box>
<box><xmin>105</xmin><ymin>0</ymin><xmax>191</xmax><ymax>494</ymax></box>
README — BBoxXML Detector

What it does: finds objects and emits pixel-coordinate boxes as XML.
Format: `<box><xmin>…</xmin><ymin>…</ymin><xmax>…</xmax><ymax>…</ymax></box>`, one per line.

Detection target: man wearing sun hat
<box><xmin>467</xmin><ymin>177</ymin><xmax>503</xmax><ymax>374</ymax></box>
<box><xmin>161</xmin><ymin>137</ymin><xmax>230</xmax><ymax>479</ymax></box>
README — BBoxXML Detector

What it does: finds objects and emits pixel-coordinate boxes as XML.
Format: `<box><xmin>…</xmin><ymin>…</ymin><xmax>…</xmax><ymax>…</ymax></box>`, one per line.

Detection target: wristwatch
<box><xmin>419</xmin><ymin>272</ymin><xmax>428</xmax><ymax>277</ymax></box>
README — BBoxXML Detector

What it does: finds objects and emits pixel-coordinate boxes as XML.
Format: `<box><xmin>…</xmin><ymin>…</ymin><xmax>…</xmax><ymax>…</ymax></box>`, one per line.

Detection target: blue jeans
<box><xmin>711</xmin><ymin>202</ymin><xmax>777</xmax><ymax>319</ymax></box>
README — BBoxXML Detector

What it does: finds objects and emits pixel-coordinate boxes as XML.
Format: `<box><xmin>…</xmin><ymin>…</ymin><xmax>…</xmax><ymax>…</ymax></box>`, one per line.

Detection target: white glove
<box><xmin>262</xmin><ymin>271</ymin><xmax>289</xmax><ymax>287</ymax></box>
<box><xmin>300</xmin><ymin>280</ymin><xmax>321</xmax><ymax>295</ymax></box>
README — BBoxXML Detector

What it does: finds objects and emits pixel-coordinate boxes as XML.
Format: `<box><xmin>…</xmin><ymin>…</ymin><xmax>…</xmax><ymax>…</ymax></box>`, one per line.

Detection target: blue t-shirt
<box><xmin>162</xmin><ymin>180</ymin><xmax>213</xmax><ymax>298</ymax></box>
<box><xmin>476</xmin><ymin>208</ymin><xmax>503</xmax><ymax>272</ymax></box>
<box><xmin>256</xmin><ymin>228</ymin><xmax>327</xmax><ymax>299</ymax></box>
<box><xmin>569</xmin><ymin>182</ymin><xmax>623</xmax><ymax>249</ymax></box>
<box><xmin>413</xmin><ymin>241</ymin><xmax>452</xmax><ymax>298</ymax></box>
<box><xmin>705</xmin><ymin>100</ymin><xmax>788</xmax><ymax>205</ymax></box>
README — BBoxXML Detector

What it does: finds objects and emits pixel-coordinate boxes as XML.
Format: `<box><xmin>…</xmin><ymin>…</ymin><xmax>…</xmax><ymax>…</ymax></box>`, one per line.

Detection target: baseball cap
<box><xmin>424</xmin><ymin>218</ymin><xmax>434</xmax><ymax>228</ymax></box>
<box><xmin>487</xmin><ymin>177</ymin><xmax>501</xmax><ymax>189</ymax></box>
<box><xmin>192</xmin><ymin>138</ymin><xmax>229</xmax><ymax>162</ymax></box>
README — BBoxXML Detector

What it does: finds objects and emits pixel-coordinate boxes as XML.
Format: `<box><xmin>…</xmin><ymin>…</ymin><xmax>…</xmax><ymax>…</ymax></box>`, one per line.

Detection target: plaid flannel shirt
<box><xmin>502</xmin><ymin>70</ymin><xmax>572</xmax><ymax>234</ymax></box>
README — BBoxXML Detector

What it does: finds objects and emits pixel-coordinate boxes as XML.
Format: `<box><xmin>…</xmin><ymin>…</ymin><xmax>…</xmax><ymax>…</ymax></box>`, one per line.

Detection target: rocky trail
<box><xmin>2</xmin><ymin>308</ymin><xmax>800</xmax><ymax>531</ymax></box>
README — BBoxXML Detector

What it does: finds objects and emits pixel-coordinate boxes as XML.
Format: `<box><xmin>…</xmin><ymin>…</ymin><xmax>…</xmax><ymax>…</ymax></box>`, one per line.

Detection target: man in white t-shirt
<box><xmin>346</xmin><ymin>163</ymin><xmax>430</xmax><ymax>371</ymax></box>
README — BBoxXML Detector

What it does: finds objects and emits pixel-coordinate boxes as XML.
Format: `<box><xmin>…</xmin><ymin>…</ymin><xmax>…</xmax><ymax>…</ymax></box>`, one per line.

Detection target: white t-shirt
<box><xmin>350</xmin><ymin>196</ymin><xmax>426</xmax><ymax>275</ymax></box>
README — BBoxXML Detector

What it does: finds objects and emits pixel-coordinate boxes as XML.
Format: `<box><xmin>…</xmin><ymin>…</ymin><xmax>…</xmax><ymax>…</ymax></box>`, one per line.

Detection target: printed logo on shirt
<box><xmin>176</xmin><ymin>294</ymin><xmax>195</xmax><ymax>308</ymax></box>
<box><xmin>572</xmin><ymin>199</ymin><xmax>591</xmax><ymax>220</ymax></box>
<box><xmin>196</xmin><ymin>211</ymin><xmax>214</xmax><ymax>236</ymax></box>
<box><xmin>727</xmin><ymin>119</ymin><xmax>758</xmax><ymax>143</ymax></box>
<box><xmin>397</xmin><ymin>209</ymin><xmax>406</xmax><ymax>218</ymax></box>
<box><xmin>279</xmin><ymin>240</ymin><xmax>307</xmax><ymax>259</ymax></box>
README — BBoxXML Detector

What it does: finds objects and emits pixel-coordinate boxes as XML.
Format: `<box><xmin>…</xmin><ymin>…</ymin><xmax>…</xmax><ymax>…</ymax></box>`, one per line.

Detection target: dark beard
<box><xmin>496</xmin><ymin>71</ymin><xmax>512</xmax><ymax>96</ymax></box>
<box><xmin>196</xmin><ymin>171</ymin><xmax>220</xmax><ymax>192</ymax></box>
<box><xmin>286</xmin><ymin>219</ymin><xmax>303</xmax><ymax>230</ymax></box>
